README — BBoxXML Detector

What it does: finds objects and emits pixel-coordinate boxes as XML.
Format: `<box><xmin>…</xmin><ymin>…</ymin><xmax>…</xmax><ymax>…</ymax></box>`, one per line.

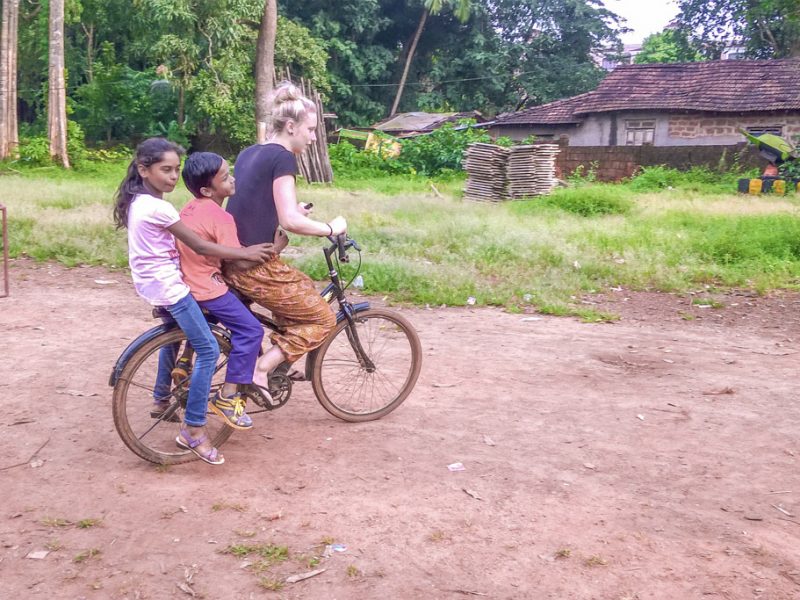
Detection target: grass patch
<box><xmin>73</xmin><ymin>548</ymin><xmax>101</xmax><ymax>563</ymax></box>
<box><xmin>534</xmin><ymin>185</ymin><xmax>634</xmax><ymax>217</ymax></box>
<box><xmin>584</xmin><ymin>554</ymin><xmax>608</xmax><ymax>567</ymax></box>
<box><xmin>258</xmin><ymin>576</ymin><xmax>284</xmax><ymax>591</ymax></box>
<box><xmin>346</xmin><ymin>564</ymin><xmax>361</xmax><ymax>578</ymax></box>
<box><xmin>222</xmin><ymin>542</ymin><xmax>289</xmax><ymax>562</ymax></box>
<box><xmin>76</xmin><ymin>518</ymin><xmax>102</xmax><ymax>529</ymax></box>
<box><xmin>7</xmin><ymin>166</ymin><xmax>800</xmax><ymax>317</ymax></box>
<box><xmin>211</xmin><ymin>501</ymin><xmax>248</xmax><ymax>513</ymax></box>
<box><xmin>692</xmin><ymin>297</ymin><xmax>724</xmax><ymax>308</ymax></box>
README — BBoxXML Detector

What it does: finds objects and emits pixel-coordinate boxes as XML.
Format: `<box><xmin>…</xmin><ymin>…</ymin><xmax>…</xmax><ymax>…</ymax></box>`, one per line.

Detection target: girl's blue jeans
<box><xmin>153</xmin><ymin>293</ymin><xmax>220</xmax><ymax>427</ymax></box>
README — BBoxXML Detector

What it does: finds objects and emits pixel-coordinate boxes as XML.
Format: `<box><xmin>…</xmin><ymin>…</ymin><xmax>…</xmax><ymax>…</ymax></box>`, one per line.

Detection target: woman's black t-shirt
<box><xmin>226</xmin><ymin>143</ymin><xmax>298</xmax><ymax>245</ymax></box>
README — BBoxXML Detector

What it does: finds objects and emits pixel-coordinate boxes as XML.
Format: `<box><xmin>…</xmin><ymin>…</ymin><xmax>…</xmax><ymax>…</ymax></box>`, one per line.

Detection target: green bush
<box><xmin>329</xmin><ymin>140</ymin><xmax>408</xmax><ymax>178</ymax></box>
<box><xmin>397</xmin><ymin>120</ymin><xmax>491</xmax><ymax>175</ymax></box>
<box><xmin>17</xmin><ymin>136</ymin><xmax>51</xmax><ymax>165</ymax></box>
<box><xmin>67</xmin><ymin>121</ymin><xmax>89</xmax><ymax>166</ymax></box>
<box><xmin>779</xmin><ymin>160</ymin><xmax>800</xmax><ymax>182</ymax></box>
<box><xmin>539</xmin><ymin>186</ymin><xmax>634</xmax><ymax>217</ymax></box>
<box><xmin>330</xmin><ymin>120</ymin><xmax>498</xmax><ymax>179</ymax></box>
<box><xmin>627</xmin><ymin>165</ymin><xmax>755</xmax><ymax>193</ymax></box>
<box><xmin>13</xmin><ymin>121</ymin><xmax>105</xmax><ymax>168</ymax></box>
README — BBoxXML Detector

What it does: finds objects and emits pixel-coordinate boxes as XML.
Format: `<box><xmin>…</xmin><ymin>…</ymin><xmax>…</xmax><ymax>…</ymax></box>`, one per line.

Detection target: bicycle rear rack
<box><xmin>0</xmin><ymin>203</ymin><xmax>8</xmax><ymax>298</ymax></box>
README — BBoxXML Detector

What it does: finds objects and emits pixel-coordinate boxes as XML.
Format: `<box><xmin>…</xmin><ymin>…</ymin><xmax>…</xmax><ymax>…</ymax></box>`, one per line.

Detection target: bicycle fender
<box><xmin>108</xmin><ymin>323</ymin><xmax>178</xmax><ymax>386</ymax></box>
<box><xmin>304</xmin><ymin>301</ymin><xmax>371</xmax><ymax>381</ymax></box>
<box><xmin>108</xmin><ymin>323</ymin><xmax>232</xmax><ymax>386</ymax></box>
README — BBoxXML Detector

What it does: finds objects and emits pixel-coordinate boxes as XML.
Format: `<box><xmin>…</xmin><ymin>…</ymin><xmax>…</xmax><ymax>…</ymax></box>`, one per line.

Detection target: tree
<box><xmin>635</xmin><ymin>29</ymin><xmax>703</xmax><ymax>64</ymax></box>
<box><xmin>491</xmin><ymin>0</ymin><xmax>623</xmax><ymax>106</ymax></box>
<box><xmin>677</xmin><ymin>0</ymin><xmax>800</xmax><ymax>58</ymax></box>
<box><xmin>280</xmin><ymin>0</ymin><xmax>400</xmax><ymax>126</ymax></box>
<box><xmin>389</xmin><ymin>0</ymin><xmax>472</xmax><ymax>116</ymax></box>
<box><xmin>0</xmin><ymin>0</ymin><xmax>20</xmax><ymax>159</ymax></box>
<box><xmin>48</xmin><ymin>0</ymin><xmax>69</xmax><ymax>167</ymax></box>
<box><xmin>255</xmin><ymin>0</ymin><xmax>277</xmax><ymax>143</ymax></box>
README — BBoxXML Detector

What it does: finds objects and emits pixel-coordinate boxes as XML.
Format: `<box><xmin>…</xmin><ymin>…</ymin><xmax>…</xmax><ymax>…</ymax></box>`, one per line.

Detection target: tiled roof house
<box><xmin>490</xmin><ymin>59</ymin><xmax>800</xmax><ymax>147</ymax></box>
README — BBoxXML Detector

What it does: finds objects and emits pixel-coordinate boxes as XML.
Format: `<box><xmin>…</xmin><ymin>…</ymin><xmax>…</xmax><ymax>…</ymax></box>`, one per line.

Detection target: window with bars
<box><xmin>746</xmin><ymin>125</ymin><xmax>784</xmax><ymax>138</ymax></box>
<box><xmin>625</xmin><ymin>120</ymin><xmax>655</xmax><ymax>145</ymax></box>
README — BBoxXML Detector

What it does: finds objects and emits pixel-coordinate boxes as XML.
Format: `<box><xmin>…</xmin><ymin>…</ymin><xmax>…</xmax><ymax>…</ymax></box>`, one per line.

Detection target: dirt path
<box><xmin>2</xmin><ymin>259</ymin><xmax>800</xmax><ymax>599</ymax></box>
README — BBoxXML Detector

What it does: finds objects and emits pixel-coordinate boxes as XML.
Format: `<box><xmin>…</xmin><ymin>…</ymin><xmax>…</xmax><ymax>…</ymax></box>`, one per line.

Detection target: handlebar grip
<box><xmin>336</xmin><ymin>234</ymin><xmax>349</xmax><ymax>263</ymax></box>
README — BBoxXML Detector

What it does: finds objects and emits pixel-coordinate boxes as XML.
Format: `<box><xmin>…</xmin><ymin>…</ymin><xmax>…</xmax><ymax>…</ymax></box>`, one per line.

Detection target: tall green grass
<box><xmin>4</xmin><ymin>163</ymin><xmax>800</xmax><ymax>316</ymax></box>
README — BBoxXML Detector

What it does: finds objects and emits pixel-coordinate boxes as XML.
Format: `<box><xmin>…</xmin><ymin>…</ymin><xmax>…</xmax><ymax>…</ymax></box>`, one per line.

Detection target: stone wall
<box><xmin>554</xmin><ymin>142</ymin><xmax>765</xmax><ymax>182</ymax></box>
<box><xmin>667</xmin><ymin>115</ymin><xmax>800</xmax><ymax>140</ymax></box>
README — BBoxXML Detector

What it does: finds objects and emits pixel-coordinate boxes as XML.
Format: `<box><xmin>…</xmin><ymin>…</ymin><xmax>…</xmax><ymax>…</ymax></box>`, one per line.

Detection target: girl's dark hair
<box><xmin>182</xmin><ymin>152</ymin><xmax>224</xmax><ymax>198</ymax></box>
<box><xmin>113</xmin><ymin>137</ymin><xmax>185</xmax><ymax>229</ymax></box>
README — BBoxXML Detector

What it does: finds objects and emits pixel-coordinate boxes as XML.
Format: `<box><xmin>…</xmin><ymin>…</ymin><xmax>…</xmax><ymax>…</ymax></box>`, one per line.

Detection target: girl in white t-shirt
<box><xmin>113</xmin><ymin>138</ymin><xmax>272</xmax><ymax>465</ymax></box>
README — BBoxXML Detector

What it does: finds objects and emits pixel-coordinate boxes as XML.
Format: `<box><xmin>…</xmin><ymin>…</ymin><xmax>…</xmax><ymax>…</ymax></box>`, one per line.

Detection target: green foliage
<box><xmin>397</xmin><ymin>121</ymin><xmax>491</xmax><ymax>175</ymax></box>
<box><xmin>73</xmin><ymin>59</ymin><xmax>169</xmax><ymax>142</ymax></box>
<box><xmin>635</xmin><ymin>29</ymin><xmax>703</xmax><ymax>64</ymax></box>
<box><xmin>16</xmin><ymin>0</ymin><xmax>627</xmax><ymax>151</ymax></box>
<box><xmin>779</xmin><ymin>160</ymin><xmax>800</xmax><ymax>181</ymax></box>
<box><xmin>66</xmin><ymin>121</ymin><xmax>89</xmax><ymax>165</ymax></box>
<box><xmin>677</xmin><ymin>0</ymin><xmax>800</xmax><ymax>58</ymax></box>
<box><xmin>17</xmin><ymin>136</ymin><xmax>52</xmax><ymax>165</ymax></box>
<box><xmin>9</xmin><ymin>167</ymin><xmax>800</xmax><ymax>317</ymax></box>
<box><xmin>329</xmin><ymin>141</ymin><xmax>408</xmax><ymax>178</ymax></box>
<box><xmin>536</xmin><ymin>186</ymin><xmax>634</xmax><ymax>217</ymax></box>
<box><xmin>330</xmin><ymin>121</ymin><xmax>494</xmax><ymax>178</ymax></box>
<box><xmin>628</xmin><ymin>165</ymin><xmax>756</xmax><ymax>193</ymax></box>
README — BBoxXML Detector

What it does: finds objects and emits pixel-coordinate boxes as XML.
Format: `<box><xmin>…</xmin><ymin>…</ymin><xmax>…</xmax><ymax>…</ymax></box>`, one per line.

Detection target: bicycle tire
<box><xmin>311</xmin><ymin>308</ymin><xmax>421</xmax><ymax>422</ymax></box>
<box><xmin>112</xmin><ymin>328</ymin><xmax>234</xmax><ymax>464</ymax></box>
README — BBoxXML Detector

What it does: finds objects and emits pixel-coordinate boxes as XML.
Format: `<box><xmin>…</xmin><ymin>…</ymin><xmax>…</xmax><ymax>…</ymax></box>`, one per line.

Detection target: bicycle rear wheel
<box><xmin>112</xmin><ymin>328</ymin><xmax>234</xmax><ymax>464</ymax></box>
<box><xmin>310</xmin><ymin>308</ymin><xmax>421</xmax><ymax>422</ymax></box>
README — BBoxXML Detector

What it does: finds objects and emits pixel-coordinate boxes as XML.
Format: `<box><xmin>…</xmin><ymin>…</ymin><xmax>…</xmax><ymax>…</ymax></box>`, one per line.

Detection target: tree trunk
<box><xmin>9</xmin><ymin>0</ymin><xmax>18</xmax><ymax>156</ymax></box>
<box><xmin>178</xmin><ymin>84</ymin><xmax>185</xmax><ymax>130</ymax></box>
<box><xmin>48</xmin><ymin>0</ymin><xmax>69</xmax><ymax>168</ymax></box>
<box><xmin>0</xmin><ymin>0</ymin><xmax>10</xmax><ymax>158</ymax></box>
<box><xmin>255</xmin><ymin>0</ymin><xmax>277</xmax><ymax>143</ymax></box>
<box><xmin>390</xmin><ymin>8</ymin><xmax>428</xmax><ymax>117</ymax></box>
<box><xmin>82</xmin><ymin>23</ymin><xmax>94</xmax><ymax>82</ymax></box>
<box><xmin>0</xmin><ymin>0</ymin><xmax>20</xmax><ymax>159</ymax></box>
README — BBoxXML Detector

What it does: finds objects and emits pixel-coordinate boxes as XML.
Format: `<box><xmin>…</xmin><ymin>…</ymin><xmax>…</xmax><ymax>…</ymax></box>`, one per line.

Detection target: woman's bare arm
<box><xmin>273</xmin><ymin>175</ymin><xmax>346</xmax><ymax>236</ymax></box>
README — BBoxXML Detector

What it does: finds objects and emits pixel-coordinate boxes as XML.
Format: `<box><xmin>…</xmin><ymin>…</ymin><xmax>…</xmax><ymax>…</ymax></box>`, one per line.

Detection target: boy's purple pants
<box><xmin>198</xmin><ymin>290</ymin><xmax>263</xmax><ymax>384</ymax></box>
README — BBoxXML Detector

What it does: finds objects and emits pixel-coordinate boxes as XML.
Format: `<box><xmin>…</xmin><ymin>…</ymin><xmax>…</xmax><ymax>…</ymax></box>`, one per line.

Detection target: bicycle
<box><xmin>109</xmin><ymin>235</ymin><xmax>422</xmax><ymax>465</ymax></box>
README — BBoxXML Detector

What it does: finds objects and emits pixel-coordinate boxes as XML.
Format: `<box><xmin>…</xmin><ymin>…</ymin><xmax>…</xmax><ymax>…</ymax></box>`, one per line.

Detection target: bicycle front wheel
<box><xmin>112</xmin><ymin>328</ymin><xmax>234</xmax><ymax>465</ymax></box>
<box><xmin>311</xmin><ymin>308</ymin><xmax>422</xmax><ymax>422</ymax></box>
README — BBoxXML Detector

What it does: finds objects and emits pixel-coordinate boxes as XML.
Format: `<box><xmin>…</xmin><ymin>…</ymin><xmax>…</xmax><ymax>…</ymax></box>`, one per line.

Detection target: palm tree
<box><xmin>255</xmin><ymin>0</ymin><xmax>277</xmax><ymax>143</ymax></box>
<box><xmin>389</xmin><ymin>0</ymin><xmax>472</xmax><ymax>117</ymax></box>
<box><xmin>48</xmin><ymin>0</ymin><xmax>69</xmax><ymax>167</ymax></box>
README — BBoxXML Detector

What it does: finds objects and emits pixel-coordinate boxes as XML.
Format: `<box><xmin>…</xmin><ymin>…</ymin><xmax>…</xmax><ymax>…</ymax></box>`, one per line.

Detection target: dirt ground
<box><xmin>2</xmin><ymin>258</ymin><xmax>800</xmax><ymax>600</ymax></box>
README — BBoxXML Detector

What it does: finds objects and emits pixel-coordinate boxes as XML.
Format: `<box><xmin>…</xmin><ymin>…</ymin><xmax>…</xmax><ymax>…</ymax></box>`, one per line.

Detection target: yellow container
<box><xmin>772</xmin><ymin>179</ymin><xmax>786</xmax><ymax>195</ymax></box>
<box><xmin>748</xmin><ymin>179</ymin><xmax>763</xmax><ymax>195</ymax></box>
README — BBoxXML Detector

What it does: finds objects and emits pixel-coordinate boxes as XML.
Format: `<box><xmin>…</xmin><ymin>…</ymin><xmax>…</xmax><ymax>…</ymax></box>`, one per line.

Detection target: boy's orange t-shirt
<box><xmin>176</xmin><ymin>198</ymin><xmax>241</xmax><ymax>301</ymax></box>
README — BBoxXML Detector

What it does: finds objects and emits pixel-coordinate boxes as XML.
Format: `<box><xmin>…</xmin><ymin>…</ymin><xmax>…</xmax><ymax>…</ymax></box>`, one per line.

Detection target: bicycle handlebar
<box><xmin>325</xmin><ymin>234</ymin><xmax>361</xmax><ymax>264</ymax></box>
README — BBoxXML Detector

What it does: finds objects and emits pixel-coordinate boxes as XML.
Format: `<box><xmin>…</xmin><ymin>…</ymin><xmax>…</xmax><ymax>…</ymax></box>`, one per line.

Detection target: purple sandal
<box><xmin>176</xmin><ymin>428</ymin><xmax>224</xmax><ymax>465</ymax></box>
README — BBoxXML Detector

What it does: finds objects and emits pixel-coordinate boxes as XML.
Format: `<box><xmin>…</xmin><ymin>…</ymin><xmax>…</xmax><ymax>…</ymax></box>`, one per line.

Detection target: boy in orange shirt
<box><xmin>176</xmin><ymin>152</ymin><xmax>283</xmax><ymax>429</ymax></box>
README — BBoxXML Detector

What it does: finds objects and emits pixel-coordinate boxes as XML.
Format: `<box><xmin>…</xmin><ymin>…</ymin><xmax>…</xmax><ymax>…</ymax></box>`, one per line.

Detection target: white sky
<box><xmin>603</xmin><ymin>0</ymin><xmax>681</xmax><ymax>44</ymax></box>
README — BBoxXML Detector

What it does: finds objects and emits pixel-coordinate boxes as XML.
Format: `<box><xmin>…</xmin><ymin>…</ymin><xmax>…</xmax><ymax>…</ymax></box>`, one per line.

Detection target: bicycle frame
<box><xmin>302</xmin><ymin>236</ymin><xmax>375</xmax><ymax>379</ymax></box>
<box><xmin>109</xmin><ymin>236</ymin><xmax>372</xmax><ymax>387</ymax></box>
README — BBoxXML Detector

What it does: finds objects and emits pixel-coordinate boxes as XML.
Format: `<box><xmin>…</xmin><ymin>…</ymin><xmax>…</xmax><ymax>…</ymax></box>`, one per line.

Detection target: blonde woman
<box><xmin>225</xmin><ymin>82</ymin><xmax>347</xmax><ymax>393</ymax></box>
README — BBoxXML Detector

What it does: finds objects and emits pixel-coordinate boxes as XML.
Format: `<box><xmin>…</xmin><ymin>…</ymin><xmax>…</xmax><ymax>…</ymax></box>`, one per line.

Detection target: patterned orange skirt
<box><xmin>224</xmin><ymin>258</ymin><xmax>336</xmax><ymax>363</ymax></box>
